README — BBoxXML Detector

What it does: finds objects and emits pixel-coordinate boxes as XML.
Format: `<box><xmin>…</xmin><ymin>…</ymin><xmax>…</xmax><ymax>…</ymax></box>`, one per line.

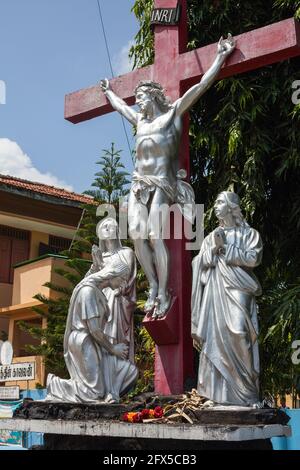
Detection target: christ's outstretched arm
<box><xmin>174</xmin><ymin>34</ymin><xmax>235</xmax><ymax>117</ymax></box>
<box><xmin>100</xmin><ymin>78</ymin><xmax>138</xmax><ymax>125</ymax></box>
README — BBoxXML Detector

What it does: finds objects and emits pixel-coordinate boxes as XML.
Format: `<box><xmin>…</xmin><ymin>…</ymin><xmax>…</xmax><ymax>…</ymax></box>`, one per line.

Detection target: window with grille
<box><xmin>49</xmin><ymin>235</ymin><xmax>71</xmax><ymax>253</ymax></box>
<box><xmin>0</xmin><ymin>225</ymin><xmax>30</xmax><ymax>240</ymax></box>
<box><xmin>38</xmin><ymin>235</ymin><xmax>71</xmax><ymax>256</ymax></box>
<box><xmin>0</xmin><ymin>225</ymin><xmax>30</xmax><ymax>284</ymax></box>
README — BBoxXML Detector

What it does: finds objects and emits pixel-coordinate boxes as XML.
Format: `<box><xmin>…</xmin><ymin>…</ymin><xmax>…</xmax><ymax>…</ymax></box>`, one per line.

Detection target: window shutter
<box><xmin>0</xmin><ymin>225</ymin><xmax>30</xmax><ymax>284</ymax></box>
<box><xmin>10</xmin><ymin>238</ymin><xmax>30</xmax><ymax>283</ymax></box>
<box><xmin>0</xmin><ymin>236</ymin><xmax>12</xmax><ymax>283</ymax></box>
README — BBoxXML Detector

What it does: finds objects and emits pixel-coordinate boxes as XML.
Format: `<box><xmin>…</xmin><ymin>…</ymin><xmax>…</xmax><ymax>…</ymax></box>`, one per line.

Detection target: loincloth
<box><xmin>131</xmin><ymin>170</ymin><xmax>195</xmax><ymax>223</ymax></box>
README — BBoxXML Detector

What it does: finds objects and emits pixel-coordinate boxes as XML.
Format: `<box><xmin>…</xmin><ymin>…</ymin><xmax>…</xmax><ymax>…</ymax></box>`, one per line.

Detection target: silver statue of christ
<box><xmin>101</xmin><ymin>35</ymin><xmax>235</xmax><ymax>318</ymax></box>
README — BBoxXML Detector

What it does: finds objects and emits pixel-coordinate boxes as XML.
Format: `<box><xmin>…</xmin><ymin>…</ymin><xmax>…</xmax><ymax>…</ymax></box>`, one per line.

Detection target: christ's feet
<box><xmin>152</xmin><ymin>292</ymin><xmax>171</xmax><ymax>319</ymax></box>
<box><xmin>144</xmin><ymin>285</ymin><xmax>158</xmax><ymax>314</ymax></box>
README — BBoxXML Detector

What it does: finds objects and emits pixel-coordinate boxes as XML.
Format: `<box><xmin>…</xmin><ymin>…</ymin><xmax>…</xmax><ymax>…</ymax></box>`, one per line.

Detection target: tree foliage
<box><xmin>129</xmin><ymin>0</ymin><xmax>154</xmax><ymax>68</ymax></box>
<box><xmin>130</xmin><ymin>0</ymin><xmax>300</xmax><ymax>402</ymax></box>
<box><xmin>84</xmin><ymin>142</ymin><xmax>130</xmax><ymax>204</ymax></box>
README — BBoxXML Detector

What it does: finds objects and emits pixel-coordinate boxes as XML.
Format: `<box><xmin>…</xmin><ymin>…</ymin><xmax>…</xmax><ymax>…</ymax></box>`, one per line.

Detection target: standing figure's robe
<box><xmin>192</xmin><ymin>225</ymin><xmax>263</xmax><ymax>406</ymax></box>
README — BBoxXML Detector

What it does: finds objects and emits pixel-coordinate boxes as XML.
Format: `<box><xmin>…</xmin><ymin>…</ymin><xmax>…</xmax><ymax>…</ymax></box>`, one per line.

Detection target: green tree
<box><xmin>130</xmin><ymin>0</ymin><xmax>300</xmax><ymax>403</ymax></box>
<box><xmin>85</xmin><ymin>143</ymin><xmax>130</xmax><ymax>204</ymax></box>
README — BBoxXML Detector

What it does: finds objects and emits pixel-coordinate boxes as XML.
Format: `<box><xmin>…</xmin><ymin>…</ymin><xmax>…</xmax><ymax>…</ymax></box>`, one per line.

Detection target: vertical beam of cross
<box><xmin>147</xmin><ymin>0</ymin><xmax>194</xmax><ymax>394</ymax></box>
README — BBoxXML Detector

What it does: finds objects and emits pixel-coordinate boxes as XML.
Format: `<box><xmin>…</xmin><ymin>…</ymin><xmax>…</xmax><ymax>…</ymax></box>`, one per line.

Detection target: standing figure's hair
<box><xmin>217</xmin><ymin>191</ymin><xmax>250</xmax><ymax>228</ymax></box>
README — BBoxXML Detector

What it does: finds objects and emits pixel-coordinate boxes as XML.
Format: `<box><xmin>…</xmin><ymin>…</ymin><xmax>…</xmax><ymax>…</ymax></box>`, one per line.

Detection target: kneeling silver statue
<box><xmin>191</xmin><ymin>192</ymin><xmax>263</xmax><ymax>406</ymax></box>
<box><xmin>46</xmin><ymin>218</ymin><xmax>138</xmax><ymax>404</ymax></box>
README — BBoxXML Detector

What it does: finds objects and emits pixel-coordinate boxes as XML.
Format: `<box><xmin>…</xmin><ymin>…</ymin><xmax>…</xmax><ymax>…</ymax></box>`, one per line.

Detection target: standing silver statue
<box><xmin>191</xmin><ymin>192</ymin><xmax>263</xmax><ymax>406</ymax></box>
<box><xmin>100</xmin><ymin>35</ymin><xmax>235</xmax><ymax>319</ymax></box>
<box><xmin>46</xmin><ymin>218</ymin><xmax>138</xmax><ymax>404</ymax></box>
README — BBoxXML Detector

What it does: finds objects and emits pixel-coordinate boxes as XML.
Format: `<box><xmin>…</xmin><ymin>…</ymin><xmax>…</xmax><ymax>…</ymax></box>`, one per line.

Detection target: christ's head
<box><xmin>135</xmin><ymin>81</ymin><xmax>171</xmax><ymax>116</ymax></box>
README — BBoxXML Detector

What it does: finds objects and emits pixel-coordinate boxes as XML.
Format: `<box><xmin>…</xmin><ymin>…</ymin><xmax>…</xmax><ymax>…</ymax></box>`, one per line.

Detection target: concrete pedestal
<box><xmin>0</xmin><ymin>399</ymin><xmax>291</xmax><ymax>450</ymax></box>
<box><xmin>0</xmin><ymin>416</ymin><xmax>291</xmax><ymax>450</ymax></box>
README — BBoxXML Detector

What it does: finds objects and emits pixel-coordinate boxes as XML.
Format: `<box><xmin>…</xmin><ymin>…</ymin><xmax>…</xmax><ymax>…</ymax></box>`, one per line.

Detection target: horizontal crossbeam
<box><xmin>65</xmin><ymin>18</ymin><xmax>300</xmax><ymax>124</ymax></box>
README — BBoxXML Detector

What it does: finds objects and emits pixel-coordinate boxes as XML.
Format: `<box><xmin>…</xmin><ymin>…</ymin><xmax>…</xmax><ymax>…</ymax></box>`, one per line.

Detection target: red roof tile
<box><xmin>0</xmin><ymin>174</ymin><xmax>94</xmax><ymax>205</ymax></box>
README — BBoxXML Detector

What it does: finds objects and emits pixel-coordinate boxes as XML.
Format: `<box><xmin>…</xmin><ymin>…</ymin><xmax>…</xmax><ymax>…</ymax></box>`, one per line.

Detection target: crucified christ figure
<box><xmin>100</xmin><ymin>34</ymin><xmax>235</xmax><ymax>319</ymax></box>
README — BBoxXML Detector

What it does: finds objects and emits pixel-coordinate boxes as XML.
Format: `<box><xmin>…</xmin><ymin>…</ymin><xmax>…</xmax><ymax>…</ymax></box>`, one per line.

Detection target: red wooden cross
<box><xmin>65</xmin><ymin>0</ymin><xmax>300</xmax><ymax>394</ymax></box>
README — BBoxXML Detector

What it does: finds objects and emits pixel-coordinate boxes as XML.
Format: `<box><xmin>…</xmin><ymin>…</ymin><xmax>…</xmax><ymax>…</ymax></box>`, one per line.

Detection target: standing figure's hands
<box><xmin>100</xmin><ymin>78</ymin><xmax>110</xmax><ymax>92</ymax></box>
<box><xmin>217</xmin><ymin>33</ymin><xmax>235</xmax><ymax>59</ymax></box>
<box><xmin>213</xmin><ymin>227</ymin><xmax>226</xmax><ymax>254</ymax></box>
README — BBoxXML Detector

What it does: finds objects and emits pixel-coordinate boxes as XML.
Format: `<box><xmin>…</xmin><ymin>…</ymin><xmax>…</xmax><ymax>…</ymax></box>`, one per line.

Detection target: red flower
<box><xmin>154</xmin><ymin>406</ymin><xmax>164</xmax><ymax>418</ymax></box>
<box><xmin>141</xmin><ymin>408</ymin><xmax>150</xmax><ymax>419</ymax></box>
<box><xmin>121</xmin><ymin>407</ymin><xmax>164</xmax><ymax>423</ymax></box>
<box><xmin>132</xmin><ymin>412</ymin><xmax>143</xmax><ymax>423</ymax></box>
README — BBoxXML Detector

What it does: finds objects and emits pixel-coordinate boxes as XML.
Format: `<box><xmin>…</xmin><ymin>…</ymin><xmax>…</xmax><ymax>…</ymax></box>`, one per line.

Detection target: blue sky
<box><xmin>0</xmin><ymin>0</ymin><xmax>138</xmax><ymax>193</ymax></box>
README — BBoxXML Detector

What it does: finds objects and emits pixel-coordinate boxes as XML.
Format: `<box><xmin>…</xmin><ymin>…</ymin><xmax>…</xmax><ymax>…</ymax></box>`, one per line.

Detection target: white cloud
<box><xmin>0</xmin><ymin>138</ymin><xmax>73</xmax><ymax>191</ymax></box>
<box><xmin>113</xmin><ymin>40</ymin><xmax>135</xmax><ymax>76</ymax></box>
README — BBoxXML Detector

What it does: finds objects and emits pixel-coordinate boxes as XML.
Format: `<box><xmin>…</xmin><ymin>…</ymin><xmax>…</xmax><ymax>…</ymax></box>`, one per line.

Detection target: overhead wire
<box><xmin>96</xmin><ymin>0</ymin><xmax>134</xmax><ymax>160</ymax></box>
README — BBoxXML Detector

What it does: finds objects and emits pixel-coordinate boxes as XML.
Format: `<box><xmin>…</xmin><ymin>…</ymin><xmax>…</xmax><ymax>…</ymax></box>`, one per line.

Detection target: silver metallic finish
<box><xmin>100</xmin><ymin>35</ymin><xmax>235</xmax><ymax>318</ymax></box>
<box><xmin>46</xmin><ymin>218</ymin><xmax>138</xmax><ymax>404</ymax></box>
<box><xmin>191</xmin><ymin>192</ymin><xmax>263</xmax><ymax>406</ymax></box>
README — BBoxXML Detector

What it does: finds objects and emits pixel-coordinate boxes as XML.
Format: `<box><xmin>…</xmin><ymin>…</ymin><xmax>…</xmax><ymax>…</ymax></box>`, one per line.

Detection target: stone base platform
<box><xmin>0</xmin><ymin>416</ymin><xmax>290</xmax><ymax>450</ymax></box>
<box><xmin>0</xmin><ymin>398</ymin><xmax>291</xmax><ymax>450</ymax></box>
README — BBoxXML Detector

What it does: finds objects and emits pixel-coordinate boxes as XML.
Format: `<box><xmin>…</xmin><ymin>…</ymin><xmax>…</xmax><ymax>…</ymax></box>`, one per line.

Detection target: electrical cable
<box><xmin>96</xmin><ymin>0</ymin><xmax>133</xmax><ymax>160</ymax></box>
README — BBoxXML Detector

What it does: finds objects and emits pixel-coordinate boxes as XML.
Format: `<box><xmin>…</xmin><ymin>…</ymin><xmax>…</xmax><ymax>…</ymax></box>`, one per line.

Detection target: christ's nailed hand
<box><xmin>217</xmin><ymin>33</ymin><xmax>235</xmax><ymax>58</ymax></box>
<box><xmin>100</xmin><ymin>78</ymin><xmax>110</xmax><ymax>92</ymax></box>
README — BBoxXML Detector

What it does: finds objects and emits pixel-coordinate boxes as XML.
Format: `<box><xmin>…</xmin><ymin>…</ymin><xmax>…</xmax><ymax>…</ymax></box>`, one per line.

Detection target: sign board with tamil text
<box><xmin>0</xmin><ymin>362</ymin><xmax>35</xmax><ymax>382</ymax></box>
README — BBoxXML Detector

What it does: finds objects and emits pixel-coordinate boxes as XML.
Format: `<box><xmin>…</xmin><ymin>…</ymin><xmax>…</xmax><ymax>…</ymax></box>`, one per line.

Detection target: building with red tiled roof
<box><xmin>0</xmin><ymin>174</ymin><xmax>93</xmax><ymax>205</ymax></box>
<box><xmin>0</xmin><ymin>174</ymin><xmax>94</xmax><ymax>388</ymax></box>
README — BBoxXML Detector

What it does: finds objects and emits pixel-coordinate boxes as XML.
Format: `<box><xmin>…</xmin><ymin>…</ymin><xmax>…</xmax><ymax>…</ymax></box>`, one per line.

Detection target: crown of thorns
<box><xmin>135</xmin><ymin>81</ymin><xmax>164</xmax><ymax>94</ymax></box>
